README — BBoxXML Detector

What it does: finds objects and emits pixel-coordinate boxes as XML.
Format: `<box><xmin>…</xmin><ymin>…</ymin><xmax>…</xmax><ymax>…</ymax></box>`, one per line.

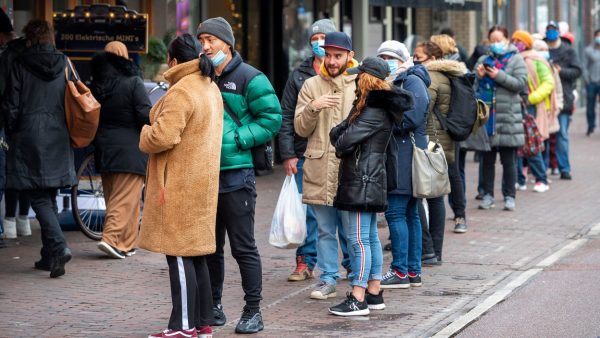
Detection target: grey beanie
<box><xmin>196</xmin><ymin>17</ymin><xmax>235</xmax><ymax>48</ymax></box>
<box><xmin>309</xmin><ymin>18</ymin><xmax>336</xmax><ymax>43</ymax></box>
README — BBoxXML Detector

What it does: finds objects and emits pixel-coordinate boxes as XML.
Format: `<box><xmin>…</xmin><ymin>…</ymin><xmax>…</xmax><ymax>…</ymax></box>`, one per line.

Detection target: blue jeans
<box><xmin>341</xmin><ymin>211</ymin><xmax>382</xmax><ymax>288</ymax></box>
<box><xmin>517</xmin><ymin>154</ymin><xmax>547</xmax><ymax>184</ymax></box>
<box><xmin>311</xmin><ymin>205</ymin><xmax>351</xmax><ymax>285</ymax></box>
<box><xmin>556</xmin><ymin>112</ymin><xmax>571</xmax><ymax>174</ymax></box>
<box><xmin>294</xmin><ymin>158</ymin><xmax>318</xmax><ymax>269</ymax></box>
<box><xmin>586</xmin><ymin>82</ymin><xmax>600</xmax><ymax>132</ymax></box>
<box><xmin>385</xmin><ymin>194</ymin><xmax>421</xmax><ymax>274</ymax></box>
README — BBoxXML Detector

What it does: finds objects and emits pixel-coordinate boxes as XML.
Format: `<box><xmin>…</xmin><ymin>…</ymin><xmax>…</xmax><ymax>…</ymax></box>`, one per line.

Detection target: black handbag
<box><xmin>223</xmin><ymin>100</ymin><xmax>274</xmax><ymax>176</ymax></box>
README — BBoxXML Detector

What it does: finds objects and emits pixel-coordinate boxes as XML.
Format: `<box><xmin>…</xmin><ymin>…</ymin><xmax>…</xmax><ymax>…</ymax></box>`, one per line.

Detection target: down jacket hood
<box><xmin>424</xmin><ymin>59</ymin><xmax>468</xmax><ymax>77</ymax></box>
<box><xmin>18</xmin><ymin>44</ymin><xmax>65</xmax><ymax>81</ymax></box>
<box><xmin>365</xmin><ymin>88</ymin><xmax>414</xmax><ymax>124</ymax></box>
<box><xmin>92</xmin><ymin>51</ymin><xmax>142</xmax><ymax>80</ymax></box>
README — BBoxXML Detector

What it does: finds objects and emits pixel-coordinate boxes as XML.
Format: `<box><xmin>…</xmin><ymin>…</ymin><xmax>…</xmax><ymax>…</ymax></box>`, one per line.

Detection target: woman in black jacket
<box><xmin>0</xmin><ymin>19</ymin><xmax>75</xmax><ymax>277</ymax></box>
<box><xmin>328</xmin><ymin>57</ymin><xmax>412</xmax><ymax>316</ymax></box>
<box><xmin>90</xmin><ymin>41</ymin><xmax>151</xmax><ymax>259</ymax></box>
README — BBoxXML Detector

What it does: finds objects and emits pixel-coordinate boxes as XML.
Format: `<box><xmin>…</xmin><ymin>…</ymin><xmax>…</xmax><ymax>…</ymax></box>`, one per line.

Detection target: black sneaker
<box><xmin>235</xmin><ymin>306</ymin><xmax>264</xmax><ymax>334</ymax></box>
<box><xmin>50</xmin><ymin>247</ymin><xmax>72</xmax><ymax>278</ymax></box>
<box><xmin>212</xmin><ymin>303</ymin><xmax>226</xmax><ymax>326</ymax></box>
<box><xmin>34</xmin><ymin>258</ymin><xmax>52</xmax><ymax>271</ymax></box>
<box><xmin>408</xmin><ymin>273</ymin><xmax>422</xmax><ymax>287</ymax></box>
<box><xmin>560</xmin><ymin>172</ymin><xmax>572</xmax><ymax>180</ymax></box>
<box><xmin>422</xmin><ymin>256</ymin><xmax>441</xmax><ymax>266</ymax></box>
<box><xmin>329</xmin><ymin>292</ymin><xmax>370</xmax><ymax>316</ymax></box>
<box><xmin>0</xmin><ymin>238</ymin><xmax>6</xmax><ymax>248</ymax></box>
<box><xmin>421</xmin><ymin>252</ymin><xmax>436</xmax><ymax>261</ymax></box>
<box><xmin>453</xmin><ymin>217</ymin><xmax>467</xmax><ymax>233</ymax></box>
<box><xmin>380</xmin><ymin>269</ymin><xmax>410</xmax><ymax>289</ymax></box>
<box><xmin>365</xmin><ymin>290</ymin><xmax>385</xmax><ymax>310</ymax></box>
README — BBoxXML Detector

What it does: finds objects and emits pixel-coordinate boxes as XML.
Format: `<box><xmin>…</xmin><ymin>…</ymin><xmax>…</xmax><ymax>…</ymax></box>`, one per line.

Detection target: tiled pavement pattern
<box><xmin>1</xmin><ymin>113</ymin><xmax>599</xmax><ymax>337</ymax></box>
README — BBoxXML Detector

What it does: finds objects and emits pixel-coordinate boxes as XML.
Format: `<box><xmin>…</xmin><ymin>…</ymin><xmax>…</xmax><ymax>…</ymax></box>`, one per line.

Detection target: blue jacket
<box><xmin>387</xmin><ymin>64</ymin><xmax>431</xmax><ymax>196</ymax></box>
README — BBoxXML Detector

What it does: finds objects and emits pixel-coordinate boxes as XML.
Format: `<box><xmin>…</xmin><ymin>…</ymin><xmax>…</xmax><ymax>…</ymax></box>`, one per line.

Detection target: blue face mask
<box><xmin>546</xmin><ymin>29</ymin><xmax>560</xmax><ymax>42</ymax></box>
<box><xmin>539</xmin><ymin>51</ymin><xmax>550</xmax><ymax>60</ymax></box>
<box><xmin>595</xmin><ymin>37</ymin><xmax>600</xmax><ymax>45</ymax></box>
<box><xmin>210</xmin><ymin>49</ymin><xmax>227</xmax><ymax>67</ymax></box>
<box><xmin>490</xmin><ymin>41</ymin><xmax>507</xmax><ymax>55</ymax></box>
<box><xmin>311</xmin><ymin>40</ymin><xmax>325</xmax><ymax>58</ymax></box>
<box><xmin>386</xmin><ymin>59</ymin><xmax>398</xmax><ymax>74</ymax></box>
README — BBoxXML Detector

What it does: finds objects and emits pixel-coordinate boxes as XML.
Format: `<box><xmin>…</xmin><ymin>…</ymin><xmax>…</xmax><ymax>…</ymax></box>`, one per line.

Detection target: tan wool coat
<box><xmin>138</xmin><ymin>59</ymin><xmax>223</xmax><ymax>257</ymax></box>
<box><xmin>424</xmin><ymin>59</ymin><xmax>468</xmax><ymax>164</ymax></box>
<box><xmin>294</xmin><ymin>59</ymin><xmax>358</xmax><ymax>206</ymax></box>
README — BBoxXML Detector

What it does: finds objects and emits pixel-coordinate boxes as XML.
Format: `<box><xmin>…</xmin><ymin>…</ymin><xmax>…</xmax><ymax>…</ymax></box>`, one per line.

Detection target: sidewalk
<box><xmin>1</xmin><ymin>112</ymin><xmax>599</xmax><ymax>337</ymax></box>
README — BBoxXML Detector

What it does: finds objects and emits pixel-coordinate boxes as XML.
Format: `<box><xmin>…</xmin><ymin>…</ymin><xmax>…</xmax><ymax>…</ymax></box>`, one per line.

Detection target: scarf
<box><xmin>478</xmin><ymin>51</ymin><xmax>516</xmax><ymax>136</ymax></box>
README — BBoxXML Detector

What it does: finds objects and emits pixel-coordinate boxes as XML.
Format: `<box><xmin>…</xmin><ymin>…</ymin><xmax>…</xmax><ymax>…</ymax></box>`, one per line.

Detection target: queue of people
<box><xmin>0</xmin><ymin>9</ymin><xmax>585</xmax><ymax>338</ymax></box>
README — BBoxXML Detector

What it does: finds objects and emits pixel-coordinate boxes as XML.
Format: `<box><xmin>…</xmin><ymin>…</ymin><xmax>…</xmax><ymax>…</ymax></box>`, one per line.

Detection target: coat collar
<box><xmin>424</xmin><ymin>59</ymin><xmax>468</xmax><ymax>76</ymax></box>
<box><xmin>164</xmin><ymin>59</ymin><xmax>200</xmax><ymax>85</ymax></box>
<box><xmin>319</xmin><ymin>57</ymin><xmax>359</xmax><ymax>80</ymax></box>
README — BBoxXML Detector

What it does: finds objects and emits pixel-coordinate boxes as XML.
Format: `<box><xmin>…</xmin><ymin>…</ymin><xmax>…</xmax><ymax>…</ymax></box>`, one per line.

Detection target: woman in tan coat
<box><xmin>139</xmin><ymin>34</ymin><xmax>223</xmax><ymax>338</ymax></box>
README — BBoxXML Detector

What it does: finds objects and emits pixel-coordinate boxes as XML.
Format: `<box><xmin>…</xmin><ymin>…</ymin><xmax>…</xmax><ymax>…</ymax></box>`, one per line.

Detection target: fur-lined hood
<box><xmin>424</xmin><ymin>59</ymin><xmax>468</xmax><ymax>77</ymax></box>
<box><xmin>365</xmin><ymin>87</ymin><xmax>413</xmax><ymax>123</ymax></box>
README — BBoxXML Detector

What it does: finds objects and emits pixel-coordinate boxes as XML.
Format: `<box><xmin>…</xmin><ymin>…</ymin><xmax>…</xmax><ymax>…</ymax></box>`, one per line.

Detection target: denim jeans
<box><xmin>26</xmin><ymin>189</ymin><xmax>68</xmax><ymax>258</ymax></box>
<box><xmin>586</xmin><ymin>82</ymin><xmax>600</xmax><ymax>132</ymax></box>
<box><xmin>517</xmin><ymin>154</ymin><xmax>547</xmax><ymax>184</ymax></box>
<box><xmin>294</xmin><ymin>158</ymin><xmax>318</xmax><ymax>270</ymax></box>
<box><xmin>481</xmin><ymin>147</ymin><xmax>517</xmax><ymax>198</ymax></box>
<box><xmin>385</xmin><ymin>194</ymin><xmax>421</xmax><ymax>275</ymax></box>
<box><xmin>556</xmin><ymin>112</ymin><xmax>571</xmax><ymax>174</ymax></box>
<box><xmin>340</xmin><ymin>211</ymin><xmax>382</xmax><ymax>288</ymax></box>
<box><xmin>311</xmin><ymin>205</ymin><xmax>351</xmax><ymax>285</ymax></box>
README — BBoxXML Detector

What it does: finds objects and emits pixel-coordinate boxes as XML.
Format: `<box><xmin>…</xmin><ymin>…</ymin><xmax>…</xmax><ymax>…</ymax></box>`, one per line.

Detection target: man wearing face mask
<box><xmin>197</xmin><ymin>17</ymin><xmax>282</xmax><ymax>334</ymax></box>
<box><xmin>278</xmin><ymin>19</ymin><xmax>349</xmax><ymax>282</ymax></box>
<box><xmin>584</xmin><ymin>29</ymin><xmax>600</xmax><ymax>136</ymax></box>
<box><xmin>295</xmin><ymin>31</ymin><xmax>358</xmax><ymax>301</ymax></box>
<box><xmin>545</xmin><ymin>21</ymin><xmax>581</xmax><ymax>180</ymax></box>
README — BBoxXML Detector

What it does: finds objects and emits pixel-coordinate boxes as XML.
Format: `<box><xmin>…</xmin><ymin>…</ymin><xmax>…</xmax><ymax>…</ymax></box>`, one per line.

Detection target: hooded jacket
<box><xmin>387</xmin><ymin>64</ymin><xmax>431</xmax><ymax>196</ymax></box>
<box><xmin>548</xmin><ymin>39</ymin><xmax>582</xmax><ymax>114</ymax></box>
<box><xmin>475</xmin><ymin>44</ymin><xmax>528</xmax><ymax>147</ymax></box>
<box><xmin>424</xmin><ymin>59</ymin><xmax>469</xmax><ymax>164</ymax></box>
<box><xmin>0</xmin><ymin>43</ymin><xmax>75</xmax><ymax>190</ymax></box>
<box><xmin>138</xmin><ymin>59</ymin><xmax>223</xmax><ymax>257</ymax></box>
<box><xmin>90</xmin><ymin>52</ymin><xmax>151</xmax><ymax>176</ymax></box>
<box><xmin>0</xmin><ymin>37</ymin><xmax>25</xmax><ymax>99</ymax></box>
<box><xmin>294</xmin><ymin>58</ymin><xmax>359</xmax><ymax>206</ymax></box>
<box><xmin>278</xmin><ymin>56</ymin><xmax>317</xmax><ymax>160</ymax></box>
<box><xmin>330</xmin><ymin>88</ymin><xmax>413</xmax><ymax>212</ymax></box>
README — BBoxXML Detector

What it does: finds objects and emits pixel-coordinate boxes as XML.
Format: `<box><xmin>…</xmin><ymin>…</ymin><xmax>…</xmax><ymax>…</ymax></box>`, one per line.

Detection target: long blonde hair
<box><xmin>430</xmin><ymin>34</ymin><xmax>458</xmax><ymax>56</ymax></box>
<box><xmin>350</xmin><ymin>73</ymin><xmax>392</xmax><ymax>123</ymax></box>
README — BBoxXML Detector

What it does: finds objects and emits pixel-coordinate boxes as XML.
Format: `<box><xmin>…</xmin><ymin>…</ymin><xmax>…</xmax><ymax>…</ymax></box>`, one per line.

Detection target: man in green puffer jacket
<box><xmin>197</xmin><ymin>17</ymin><xmax>281</xmax><ymax>335</ymax></box>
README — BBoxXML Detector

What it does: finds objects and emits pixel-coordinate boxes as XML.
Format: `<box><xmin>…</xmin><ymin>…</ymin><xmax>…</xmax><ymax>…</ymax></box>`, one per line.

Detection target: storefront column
<box><xmin>351</xmin><ymin>0</ymin><xmax>368</xmax><ymax>59</ymax></box>
<box><xmin>35</xmin><ymin>0</ymin><xmax>52</xmax><ymax>23</ymax></box>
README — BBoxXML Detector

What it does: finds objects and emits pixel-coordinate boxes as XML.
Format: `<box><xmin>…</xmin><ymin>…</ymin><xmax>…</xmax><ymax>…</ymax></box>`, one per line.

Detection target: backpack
<box><xmin>433</xmin><ymin>73</ymin><xmax>486</xmax><ymax>141</ymax></box>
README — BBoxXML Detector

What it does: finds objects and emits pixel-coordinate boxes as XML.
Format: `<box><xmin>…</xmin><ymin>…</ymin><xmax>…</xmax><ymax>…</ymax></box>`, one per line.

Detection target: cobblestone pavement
<box><xmin>1</xmin><ymin>113</ymin><xmax>599</xmax><ymax>337</ymax></box>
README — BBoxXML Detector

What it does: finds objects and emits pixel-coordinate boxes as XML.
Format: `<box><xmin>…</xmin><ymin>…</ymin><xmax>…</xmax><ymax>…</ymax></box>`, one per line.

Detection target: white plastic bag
<box><xmin>269</xmin><ymin>175</ymin><xmax>307</xmax><ymax>249</ymax></box>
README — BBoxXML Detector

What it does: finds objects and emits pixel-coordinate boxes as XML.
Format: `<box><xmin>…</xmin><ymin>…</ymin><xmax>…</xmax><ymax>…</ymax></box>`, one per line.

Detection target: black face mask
<box><xmin>413</xmin><ymin>59</ymin><xmax>423</xmax><ymax>65</ymax></box>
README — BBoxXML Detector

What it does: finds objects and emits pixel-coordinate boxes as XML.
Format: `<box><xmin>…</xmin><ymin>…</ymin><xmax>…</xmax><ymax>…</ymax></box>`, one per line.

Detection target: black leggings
<box><xmin>5</xmin><ymin>189</ymin><xmax>30</xmax><ymax>218</ymax></box>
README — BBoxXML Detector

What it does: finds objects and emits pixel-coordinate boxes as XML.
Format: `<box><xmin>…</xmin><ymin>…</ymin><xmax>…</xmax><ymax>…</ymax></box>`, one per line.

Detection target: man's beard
<box><xmin>326</xmin><ymin>56</ymin><xmax>349</xmax><ymax>77</ymax></box>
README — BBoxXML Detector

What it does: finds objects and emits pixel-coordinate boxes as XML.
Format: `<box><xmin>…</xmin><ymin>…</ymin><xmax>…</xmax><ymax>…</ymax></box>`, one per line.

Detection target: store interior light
<box><xmin>85</xmin><ymin>12</ymin><xmax>90</xmax><ymax>18</ymax></box>
<box><xmin>109</xmin><ymin>12</ymin><xmax>115</xmax><ymax>18</ymax></box>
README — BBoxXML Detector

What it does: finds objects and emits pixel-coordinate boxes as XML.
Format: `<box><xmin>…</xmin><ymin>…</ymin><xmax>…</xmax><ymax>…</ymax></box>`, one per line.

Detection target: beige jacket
<box><xmin>294</xmin><ymin>59</ymin><xmax>358</xmax><ymax>206</ymax></box>
<box><xmin>138</xmin><ymin>59</ymin><xmax>224</xmax><ymax>257</ymax></box>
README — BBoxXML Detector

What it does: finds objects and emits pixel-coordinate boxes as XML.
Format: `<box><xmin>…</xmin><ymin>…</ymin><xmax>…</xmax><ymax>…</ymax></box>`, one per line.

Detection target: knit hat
<box><xmin>532</xmin><ymin>39</ymin><xmax>549</xmax><ymax>51</ymax></box>
<box><xmin>196</xmin><ymin>17</ymin><xmax>235</xmax><ymax>48</ymax></box>
<box><xmin>309</xmin><ymin>18</ymin><xmax>336</xmax><ymax>43</ymax></box>
<box><xmin>105</xmin><ymin>41</ymin><xmax>129</xmax><ymax>59</ymax></box>
<box><xmin>0</xmin><ymin>8</ymin><xmax>13</xmax><ymax>33</ymax></box>
<box><xmin>512</xmin><ymin>30</ymin><xmax>533</xmax><ymax>49</ymax></box>
<box><xmin>377</xmin><ymin>40</ymin><xmax>410</xmax><ymax>62</ymax></box>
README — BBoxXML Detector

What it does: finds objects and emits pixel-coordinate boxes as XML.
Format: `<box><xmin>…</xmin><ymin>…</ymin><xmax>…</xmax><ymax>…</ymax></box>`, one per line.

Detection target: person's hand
<box><xmin>283</xmin><ymin>157</ymin><xmax>299</xmax><ymax>176</ymax></box>
<box><xmin>554</xmin><ymin>64</ymin><xmax>562</xmax><ymax>72</ymax></box>
<box><xmin>311</xmin><ymin>93</ymin><xmax>341</xmax><ymax>110</ymax></box>
<box><xmin>476</xmin><ymin>64</ymin><xmax>486</xmax><ymax>78</ymax></box>
<box><xmin>485</xmin><ymin>66</ymin><xmax>500</xmax><ymax>79</ymax></box>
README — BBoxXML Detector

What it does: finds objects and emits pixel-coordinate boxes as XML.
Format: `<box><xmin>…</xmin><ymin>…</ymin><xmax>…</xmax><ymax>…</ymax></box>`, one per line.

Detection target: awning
<box><xmin>369</xmin><ymin>0</ymin><xmax>482</xmax><ymax>11</ymax></box>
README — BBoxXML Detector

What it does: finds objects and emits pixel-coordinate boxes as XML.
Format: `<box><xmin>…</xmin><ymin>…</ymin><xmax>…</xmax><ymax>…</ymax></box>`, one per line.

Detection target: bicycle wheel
<box><xmin>72</xmin><ymin>153</ymin><xmax>105</xmax><ymax>241</ymax></box>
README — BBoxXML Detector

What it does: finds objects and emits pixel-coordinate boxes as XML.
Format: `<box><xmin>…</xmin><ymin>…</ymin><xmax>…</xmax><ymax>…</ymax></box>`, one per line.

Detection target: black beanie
<box><xmin>196</xmin><ymin>17</ymin><xmax>235</xmax><ymax>48</ymax></box>
<box><xmin>0</xmin><ymin>8</ymin><xmax>13</xmax><ymax>33</ymax></box>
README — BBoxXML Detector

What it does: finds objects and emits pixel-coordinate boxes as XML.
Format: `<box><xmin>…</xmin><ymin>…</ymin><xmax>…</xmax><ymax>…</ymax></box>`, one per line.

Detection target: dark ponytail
<box><xmin>168</xmin><ymin>33</ymin><xmax>215</xmax><ymax>82</ymax></box>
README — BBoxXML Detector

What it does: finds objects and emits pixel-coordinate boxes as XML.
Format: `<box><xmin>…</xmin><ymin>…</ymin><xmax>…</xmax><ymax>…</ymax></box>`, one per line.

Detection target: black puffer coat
<box><xmin>0</xmin><ymin>44</ymin><xmax>75</xmax><ymax>190</ymax></box>
<box><xmin>90</xmin><ymin>52</ymin><xmax>151</xmax><ymax>176</ymax></box>
<box><xmin>330</xmin><ymin>88</ymin><xmax>413</xmax><ymax>212</ymax></box>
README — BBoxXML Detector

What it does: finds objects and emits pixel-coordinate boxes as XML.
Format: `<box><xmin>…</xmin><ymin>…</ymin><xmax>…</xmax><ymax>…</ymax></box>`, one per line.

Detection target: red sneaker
<box><xmin>288</xmin><ymin>255</ymin><xmax>313</xmax><ymax>281</ymax></box>
<box><xmin>148</xmin><ymin>328</ymin><xmax>198</xmax><ymax>338</ymax></box>
<box><xmin>197</xmin><ymin>326</ymin><xmax>213</xmax><ymax>338</ymax></box>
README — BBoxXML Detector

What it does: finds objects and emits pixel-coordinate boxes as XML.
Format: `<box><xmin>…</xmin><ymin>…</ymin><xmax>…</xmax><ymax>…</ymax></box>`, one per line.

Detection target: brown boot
<box><xmin>288</xmin><ymin>256</ymin><xmax>313</xmax><ymax>281</ymax></box>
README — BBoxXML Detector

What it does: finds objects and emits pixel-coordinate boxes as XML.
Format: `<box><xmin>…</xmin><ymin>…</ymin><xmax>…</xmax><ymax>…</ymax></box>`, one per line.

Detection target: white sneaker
<box><xmin>515</xmin><ymin>183</ymin><xmax>527</xmax><ymax>191</ymax></box>
<box><xmin>3</xmin><ymin>218</ymin><xmax>16</xmax><ymax>239</ymax></box>
<box><xmin>16</xmin><ymin>216</ymin><xmax>31</xmax><ymax>236</ymax></box>
<box><xmin>533</xmin><ymin>182</ymin><xmax>549</xmax><ymax>193</ymax></box>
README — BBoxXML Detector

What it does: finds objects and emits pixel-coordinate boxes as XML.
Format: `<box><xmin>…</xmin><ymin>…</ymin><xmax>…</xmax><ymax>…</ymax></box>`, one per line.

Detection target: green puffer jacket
<box><xmin>424</xmin><ymin>59</ymin><xmax>468</xmax><ymax>164</ymax></box>
<box><xmin>217</xmin><ymin>52</ymin><xmax>282</xmax><ymax>170</ymax></box>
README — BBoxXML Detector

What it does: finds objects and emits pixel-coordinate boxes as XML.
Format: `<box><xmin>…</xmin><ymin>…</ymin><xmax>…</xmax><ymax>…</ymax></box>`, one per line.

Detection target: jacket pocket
<box><xmin>304</xmin><ymin>148</ymin><xmax>325</xmax><ymax>159</ymax></box>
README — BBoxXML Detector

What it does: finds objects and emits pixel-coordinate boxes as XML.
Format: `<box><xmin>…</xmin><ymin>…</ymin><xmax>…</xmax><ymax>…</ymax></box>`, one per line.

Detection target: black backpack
<box><xmin>433</xmin><ymin>73</ymin><xmax>479</xmax><ymax>141</ymax></box>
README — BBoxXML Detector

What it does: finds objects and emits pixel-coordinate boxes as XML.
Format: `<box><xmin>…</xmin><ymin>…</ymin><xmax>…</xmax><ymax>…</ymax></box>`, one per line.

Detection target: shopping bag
<box><xmin>269</xmin><ymin>175</ymin><xmax>307</xmax><ymax>249</ymax></box>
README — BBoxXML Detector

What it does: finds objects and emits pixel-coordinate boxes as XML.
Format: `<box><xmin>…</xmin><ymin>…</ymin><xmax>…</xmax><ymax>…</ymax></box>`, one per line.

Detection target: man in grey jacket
<box><xmin>584</xmin><ymin>28</ymin><xmax>600</xmax><ymax>136</ymax></box>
